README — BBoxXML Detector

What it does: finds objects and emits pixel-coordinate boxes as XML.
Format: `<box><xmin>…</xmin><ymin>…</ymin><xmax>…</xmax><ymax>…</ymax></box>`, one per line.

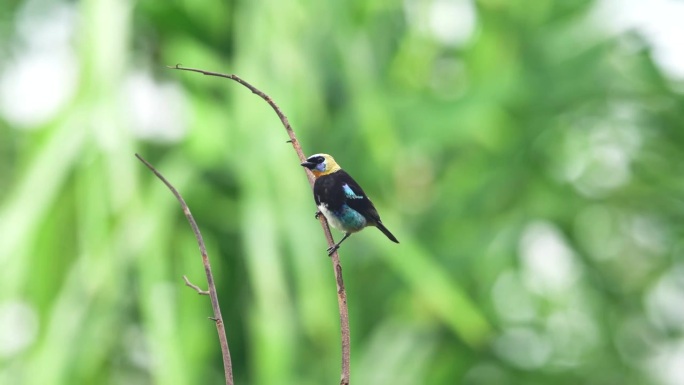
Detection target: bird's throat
<box><xmin>312</xmin><ymin>165</ymin><xmax>341</xmax><ymax>177</ymax></box>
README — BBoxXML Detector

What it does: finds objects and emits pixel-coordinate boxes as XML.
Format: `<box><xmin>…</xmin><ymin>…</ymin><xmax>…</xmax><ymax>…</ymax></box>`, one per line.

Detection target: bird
<box><xmin>300</xmin><ymin>153</ymin><xmax>399</xmax><ymax>255</ymax></box>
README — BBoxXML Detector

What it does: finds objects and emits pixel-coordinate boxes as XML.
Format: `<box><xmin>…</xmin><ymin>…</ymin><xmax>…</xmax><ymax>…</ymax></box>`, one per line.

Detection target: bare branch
<box><xmin>171</xmin><ymin>64</ymin><xmax>352</xmax><ymax>385</ymax></box>
<box><xmin>135</xmin><ymin>153</ymin><xmax>234</xmax><ymax>385</ymax></box>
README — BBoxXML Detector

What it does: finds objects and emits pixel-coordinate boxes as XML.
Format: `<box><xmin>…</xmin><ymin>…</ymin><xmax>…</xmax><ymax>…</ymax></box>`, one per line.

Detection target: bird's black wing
<box><xmin>334</xmin><ymin>170</ymin><xmax>381</xmax><ymax>224</ymax></box>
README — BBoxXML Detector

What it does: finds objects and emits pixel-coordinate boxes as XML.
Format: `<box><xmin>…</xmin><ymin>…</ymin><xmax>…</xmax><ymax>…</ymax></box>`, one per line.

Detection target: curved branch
<box><xmin>135</xmin><ymin>153</ymin><xmax>234</xmax><ymax>385</ymax></box>
<box><xmin>171</xmin><ymin>64</ymin><xmax>351</xmax><ymax>385</ymax></box>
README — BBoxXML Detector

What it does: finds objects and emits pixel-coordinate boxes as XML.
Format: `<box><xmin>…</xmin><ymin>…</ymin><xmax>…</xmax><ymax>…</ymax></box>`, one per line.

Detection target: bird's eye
<box><xmin>317</xmin><ymin>157</ymin><xmax>325</xmax><ymax>163</ymax></box>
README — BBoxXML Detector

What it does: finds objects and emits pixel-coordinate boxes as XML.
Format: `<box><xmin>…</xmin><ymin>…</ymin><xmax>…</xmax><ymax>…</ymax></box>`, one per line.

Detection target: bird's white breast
<box><xmin>318</xmin><ymin>204</ymin><xmax>345</xmax><ymax>230</ymax></box>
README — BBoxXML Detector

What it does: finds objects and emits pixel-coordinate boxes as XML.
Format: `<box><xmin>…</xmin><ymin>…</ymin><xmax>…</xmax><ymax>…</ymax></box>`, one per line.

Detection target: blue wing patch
<box><xmin>342</xmin><ymin>183</ymin><xmax>364</xmax><ymax>199</ymax></box>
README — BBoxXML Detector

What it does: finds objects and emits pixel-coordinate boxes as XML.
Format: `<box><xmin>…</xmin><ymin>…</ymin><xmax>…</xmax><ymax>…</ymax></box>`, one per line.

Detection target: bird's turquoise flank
<box><xmin>335</xmin><ymin>204</ymin><xmax>367</xmax><ymax>231</ymax></box>
<box><xmin>343</xmin><ymin>184</ymin><xmax>363</xmax><ymax>199</ymax></box>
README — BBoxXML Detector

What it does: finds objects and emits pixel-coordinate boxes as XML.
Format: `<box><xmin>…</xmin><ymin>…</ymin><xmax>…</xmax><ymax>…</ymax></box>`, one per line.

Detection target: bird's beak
<box><xmin>300</xmin><ymin>161</ymin><xmax>316</xmax><ymax>169</ymax></box>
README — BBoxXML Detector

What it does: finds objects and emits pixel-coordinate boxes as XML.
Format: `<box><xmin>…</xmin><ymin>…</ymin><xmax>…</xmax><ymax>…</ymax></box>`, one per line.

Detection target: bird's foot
<box><xmin>314</xmin><ymin>210</ymin><xmax>322</xmax><ymax>219</ymax></box>
<box><xmin>327</xmin><ymin>244</ymin><xmax>339</xmax><ymax>256</ymax></box>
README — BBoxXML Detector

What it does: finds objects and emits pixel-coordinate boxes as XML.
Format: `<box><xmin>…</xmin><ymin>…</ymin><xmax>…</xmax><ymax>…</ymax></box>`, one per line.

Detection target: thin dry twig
<box><xmin>135</xmin><ymin>153</ymin><xmax>234</xmax><ymax>385</ymax></box>
<box><xmin>183</xmin><ymin>275</ymin><xmax>210</xmax><ymax>295</ymax></box>
<box><xmin>170</xmin><ymin>64</ymin><xmax>352</xmax><ymax>385</ymax></box>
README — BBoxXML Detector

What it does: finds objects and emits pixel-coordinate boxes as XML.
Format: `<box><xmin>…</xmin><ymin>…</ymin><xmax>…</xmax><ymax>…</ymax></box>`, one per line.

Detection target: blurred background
<box><xmin>1</xmin><ymin>0</ymin><xmax>684</xmax><ymax>384</ymax></box>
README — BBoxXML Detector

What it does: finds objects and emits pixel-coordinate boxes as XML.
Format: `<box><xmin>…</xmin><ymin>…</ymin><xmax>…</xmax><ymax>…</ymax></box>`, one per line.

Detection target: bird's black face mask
<box><xmin>301</xmin><ymin>155</ymin><xmax>326</xmax><ymax>170</ymax></box>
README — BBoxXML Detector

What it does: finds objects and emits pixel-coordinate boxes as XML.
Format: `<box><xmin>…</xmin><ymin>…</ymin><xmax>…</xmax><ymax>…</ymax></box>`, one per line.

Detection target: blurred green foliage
<box><xmin>1</xmin><ymin>0</ymin><xmax>684</xmax><ymax>384</ymax></box>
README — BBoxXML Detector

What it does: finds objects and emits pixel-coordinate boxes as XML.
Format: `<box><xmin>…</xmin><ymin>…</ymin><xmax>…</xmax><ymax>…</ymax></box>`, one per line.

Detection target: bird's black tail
<box><xmin>376</xmin><ymin>221</ymin><xmax>399</xmax><ymax>243</ymax></box>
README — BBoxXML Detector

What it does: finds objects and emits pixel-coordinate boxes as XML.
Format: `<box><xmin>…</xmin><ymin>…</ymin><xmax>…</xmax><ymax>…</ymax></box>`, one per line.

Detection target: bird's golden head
<box><xmin>300</xmin><ymin>153</ymin><xmax>341</xmax><ymax>177</ymax></box>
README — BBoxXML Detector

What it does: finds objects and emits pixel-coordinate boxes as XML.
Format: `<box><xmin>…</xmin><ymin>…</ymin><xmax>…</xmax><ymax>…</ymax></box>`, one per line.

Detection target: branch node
<box><xmin>183</xmin><ymin>275</ymin><xmax>210</xmax><ymax>295</ymax></box>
